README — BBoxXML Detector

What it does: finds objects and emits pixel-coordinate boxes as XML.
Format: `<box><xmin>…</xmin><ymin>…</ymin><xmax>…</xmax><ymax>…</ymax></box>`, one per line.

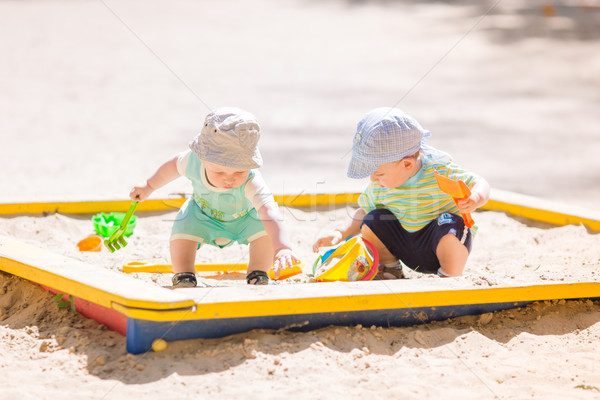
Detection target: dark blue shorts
<box><xmin>361</xmin><ymin>208</ymin><xmax>472</xmax><ymax>274</ymax></box>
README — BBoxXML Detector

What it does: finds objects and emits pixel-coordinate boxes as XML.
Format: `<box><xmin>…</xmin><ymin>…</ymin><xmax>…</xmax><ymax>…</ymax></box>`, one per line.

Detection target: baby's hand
<box><xmin>312</xmin><ymin>230</ymin><xmax>343</xmax><ymax>252</ymax></box>
<box><xmin>129</xmin><ymin>183</ymin><xmax>154</xmax><ymax>202</ymax></box>
<box><xmin>272</xmin><ymin>249</ymin><xmax>300</xmax><ymax>279</ymax></box>
<box><xmin>457</xmin><ymin>192</ymin><xmax>482</xmax><ymax>214</ymax></box>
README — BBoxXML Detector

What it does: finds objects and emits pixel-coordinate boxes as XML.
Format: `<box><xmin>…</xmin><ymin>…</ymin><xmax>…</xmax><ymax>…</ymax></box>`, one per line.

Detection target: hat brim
<box><xmin>347</xmin><ymin>156</ymin><xmax>378</xmax><ymax>179</ymax></box>
<box><xmin>195</xmin><ymin>152</ymin><xmax>263</xmax><ymax>170</ymax></box>
<box><xmin>190</xmin><ymin>139</ymin><xmax>263</xmax><ymax>170</ymax></box>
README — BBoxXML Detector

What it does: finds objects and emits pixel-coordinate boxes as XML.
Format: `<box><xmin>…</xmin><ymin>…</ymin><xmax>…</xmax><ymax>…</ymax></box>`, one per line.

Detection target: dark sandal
<box><xmin>172</xmin><ymin>272</ymin><xmax>197</xmax><ymax>288</ymax></box>
<box><xmin>246</xmin><ymin>270</ymin><xmax>271</xmax><ymax>285</ymax></box>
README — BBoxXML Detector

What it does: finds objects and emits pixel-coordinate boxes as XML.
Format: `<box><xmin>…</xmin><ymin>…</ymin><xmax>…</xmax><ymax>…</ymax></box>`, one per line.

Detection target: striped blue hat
<box><xmin>347</xmin><ymin>107</ymin><xmax>430</xmax><ymax>179</ymax></box>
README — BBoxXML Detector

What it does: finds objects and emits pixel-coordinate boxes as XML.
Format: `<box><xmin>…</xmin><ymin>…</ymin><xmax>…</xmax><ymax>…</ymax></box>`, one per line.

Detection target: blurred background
<box><xmin>1</xmin><ymin>0</ymin><xmax>599</xmax><ymax>209</ymax></box>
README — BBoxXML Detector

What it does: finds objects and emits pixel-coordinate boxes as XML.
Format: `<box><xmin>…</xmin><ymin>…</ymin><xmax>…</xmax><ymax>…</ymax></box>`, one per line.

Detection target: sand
<box><xmin>1</xmin><ymin>0</ymin><xmax>600</xmax><ymax>398</ymax></box>
<box><xmin>2</xmin><ymin>207</ymin><xmax>600</xmax><ymax>399</ymax></box>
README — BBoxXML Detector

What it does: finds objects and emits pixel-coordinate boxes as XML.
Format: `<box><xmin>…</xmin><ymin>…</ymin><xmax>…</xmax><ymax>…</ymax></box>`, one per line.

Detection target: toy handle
<box><xmin>456</xmin><ymin>181</ymin><xmax>474</xmax><ymax>228</ymax></box>
<box><xmin>360</xmin><ymin>238</ymin><xmax>379</xmax><ymax>281</ymax></box>
<box><xmin>105</xmin><ymin>201</ymin><xmax>139</xmax><ymax>245</ymax></box>
<box><xmin>452</xmin><ymin>197</ymin><xmax>475</xmax><ymax>228</ymax></box>
<box><xmin>459</xmin><ymin>207</ymin><xmax>475</xmax><ymax>229</ymax></box>
<box><xmin>120</xmin><ymin>201</ymin><xmax>139</xmax><ymax>228</ymax></box>
<box><xmin>312</xmin><ymin>237</ymin><xmax>351</xmax><ymax>275</ymax></box>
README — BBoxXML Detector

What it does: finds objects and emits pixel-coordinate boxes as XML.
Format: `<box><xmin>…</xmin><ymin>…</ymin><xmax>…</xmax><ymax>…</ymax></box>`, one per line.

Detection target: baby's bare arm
<box><xmin>312</xmin><ymin>208</ymin><xmax>366</xmax><ymax>252</ymax></box>
<box><xmin>130</xmin><ymin>156</ymin><xmax>180</xmax><ymax>201</ymax></box>
<box><xmin>257</xmin><ymin>203</ymin><xmax>298</xmax><ymax>274</ymax></box>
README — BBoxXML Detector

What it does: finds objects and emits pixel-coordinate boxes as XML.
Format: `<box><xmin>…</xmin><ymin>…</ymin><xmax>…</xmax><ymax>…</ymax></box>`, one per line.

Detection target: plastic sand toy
<box><xmin>433</xmin><ymin>170</ymin><xmax>475</xmax><ymax>228</ymax></box>
<box><xmin>122</xmin><ymin>260</ymin><xmax>304</xmax><ymax>281</ymax></box>
<box><xmin>267</xmin><ymin>260</ymin><xmax>304</xmax><ymax>280</ymax></box>
<box><xmin>99</xmin><ymin>201</ymin><xmax>139</xmax><ymax>252</ymax></box>
<box><xmin>313</xmin><ymin>236</ymin><xmax>378</xmax><ymax>282</ymax></box>
<box><xmin>92</xmin><ymin>211</ymin><xmax>137</xmax><ymax>238</ymax></box>
<box><xmin>76</xmin><ymin>236</ymin><xmax>102</xmax><ymax>252</ymax></box>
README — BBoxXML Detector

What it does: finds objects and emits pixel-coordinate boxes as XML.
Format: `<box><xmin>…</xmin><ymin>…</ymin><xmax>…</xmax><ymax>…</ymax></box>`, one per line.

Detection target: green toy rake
<box><xmin>104</xmin><ymin>201</ymin><xmax>138</xmax><ymax>252</ymax></box>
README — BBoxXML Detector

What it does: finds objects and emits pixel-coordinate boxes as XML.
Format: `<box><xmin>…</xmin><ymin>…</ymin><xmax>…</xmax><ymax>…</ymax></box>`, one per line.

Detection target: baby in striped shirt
<box><xmin>313</xmin><ymin>107</ymin><xmax>490</xmax><ymax>278</ymax></box>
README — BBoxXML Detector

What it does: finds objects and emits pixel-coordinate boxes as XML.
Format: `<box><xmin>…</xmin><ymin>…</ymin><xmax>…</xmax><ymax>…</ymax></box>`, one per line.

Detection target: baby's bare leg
<box><xmin>170</xmin><ymin>238</ymin><xmax>199</xmax><ymax>274</ymax></box>
<box><xmin>436</xmin><ymin>234</ymin><xmax>469</xmax><ymax>276</ymax></box>
<box><xmin>248</xmin><ymin>235</ymin><xmax>273</xmax><ymax>273</ymax></box>
<box><xmin>360</xmin><ymin>224</ymin><xmax>397</xmax><ymax>264</ymax></box>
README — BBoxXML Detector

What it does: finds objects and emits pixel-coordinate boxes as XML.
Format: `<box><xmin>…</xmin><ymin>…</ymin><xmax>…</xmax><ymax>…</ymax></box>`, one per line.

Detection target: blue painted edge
<box><xmin>126</xmin><ymin>300</ymin><xmax>548</xmax><ymax>354</ymax></box>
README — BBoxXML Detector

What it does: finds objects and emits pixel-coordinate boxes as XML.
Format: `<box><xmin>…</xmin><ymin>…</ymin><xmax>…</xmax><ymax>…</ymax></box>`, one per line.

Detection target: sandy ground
<box><xmin>2</xmin><ymin>209</ymin><xmax>600</xmax><ymax>399</ymax></box>
<box><xmin>1</xmin><ymin>0</ymin><xmax>600</xmax><ymax>399</ymax></box>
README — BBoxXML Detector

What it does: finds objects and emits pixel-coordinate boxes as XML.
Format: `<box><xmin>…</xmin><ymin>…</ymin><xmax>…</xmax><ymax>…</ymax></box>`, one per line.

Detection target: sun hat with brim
<box><xmin>190</xmin><ymin>107</ymin><xmax>263</xmax><ymax>170</ymax></box>
<box><xmin>347</xmin><ymin>107</ymin><xmax>430</xmax><ymax>179</ymax></box>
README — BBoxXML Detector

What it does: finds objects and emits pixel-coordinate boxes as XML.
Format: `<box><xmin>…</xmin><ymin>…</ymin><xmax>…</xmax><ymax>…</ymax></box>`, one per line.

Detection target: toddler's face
<box><xmin>203</xmin><ymin>161</ymin><xmax>250</xmax><ymax>189</ymax></box>
<box><xmin>370</xmin><ymin>157</ymin><xmax>419</xmax><ymax>188</ymax></box>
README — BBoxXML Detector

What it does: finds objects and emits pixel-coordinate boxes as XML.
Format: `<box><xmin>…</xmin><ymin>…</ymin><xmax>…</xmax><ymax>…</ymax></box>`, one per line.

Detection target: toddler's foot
<box><xmin>246</xmin><ymin>270</ymin><xmax>271</xmax><ymax>285</ymax></box>
<box><xmin>172</xmin><ymin>272</ymin><xmax>197</xmax><ymax>288</ymax></box>
<box><xmin>374</xmin><ymin>262</ymin><xmax>406</xmax><ymax>280</ymax></box>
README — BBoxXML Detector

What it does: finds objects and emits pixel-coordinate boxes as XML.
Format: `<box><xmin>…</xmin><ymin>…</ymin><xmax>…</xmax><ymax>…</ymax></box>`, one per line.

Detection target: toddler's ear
<box><xmin>402</xmin><ymin>158</ymin><xmax>416</xmax><ymax>170</ymax></box>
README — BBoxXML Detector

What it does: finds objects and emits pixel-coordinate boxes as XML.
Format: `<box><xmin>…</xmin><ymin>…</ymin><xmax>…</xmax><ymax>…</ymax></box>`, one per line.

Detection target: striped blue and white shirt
<box><xmin>358</xmin><ymin>152</ymin><xmax>481</xmax><ymax>234</ymax></box>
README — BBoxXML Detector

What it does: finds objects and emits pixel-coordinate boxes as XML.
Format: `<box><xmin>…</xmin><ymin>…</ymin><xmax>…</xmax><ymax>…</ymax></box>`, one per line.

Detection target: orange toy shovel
<box><xmin>433</xmin><ymin>170</ymin><xmax>475</xmax><ymax>228</ymax></box>
<box><xmin>122</xmin><ymin>261</ymin><xmax>304</xmax><ymax>281</ymax></box>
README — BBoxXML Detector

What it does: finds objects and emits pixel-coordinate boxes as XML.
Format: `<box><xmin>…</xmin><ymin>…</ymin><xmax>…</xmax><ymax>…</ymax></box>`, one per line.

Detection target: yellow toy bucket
<box><xmin>313</xmin><ymin>236</ymin><xmax>379</xmax><ymax>282</ymax></box>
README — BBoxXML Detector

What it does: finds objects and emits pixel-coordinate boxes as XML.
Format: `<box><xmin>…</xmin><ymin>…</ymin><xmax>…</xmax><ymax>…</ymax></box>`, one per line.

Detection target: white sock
<box><xmin>437</xmin><ymin>267</ymin><xmax>460</xmax><ymax>277</ymax></box>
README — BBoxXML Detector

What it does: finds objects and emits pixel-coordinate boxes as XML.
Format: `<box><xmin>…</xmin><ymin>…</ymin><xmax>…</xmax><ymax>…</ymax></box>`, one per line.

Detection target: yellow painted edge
<box><xmin>0</xmin><ymin>256</ymin><xmax>195</xmax><ymax>311</ymax></box>
<box><xmin>274</xmin><ymin>193</ymin><xmax>361</xmax><ymax>207</ymax></box>
<box><xmin>481</xmin><ymin>199</ymin><xmax>600</xmax><ymax>231</ymax></box>
<box><xmin>112</xmin><ymin>302</ymin><xmax>196</xmax><ymax>319</ymax></box>
<box><xmin>110</xmin><ymin>282</ymin><xmax>600</xmax><ymax>322</ymax></box>
<box><xmin>1</xmin><ymin>191</ymin><xmax>598</xmax><ymax>232</ymax></box>
<box><xmin>0</xmin><ymin>194</ymin><xmax>360</xmax><ymax>215</ymax></box>
<box><xmin>0</xmin><ymin>198</ymin><xmax>186</xmax><ymax>215</ymax></box>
